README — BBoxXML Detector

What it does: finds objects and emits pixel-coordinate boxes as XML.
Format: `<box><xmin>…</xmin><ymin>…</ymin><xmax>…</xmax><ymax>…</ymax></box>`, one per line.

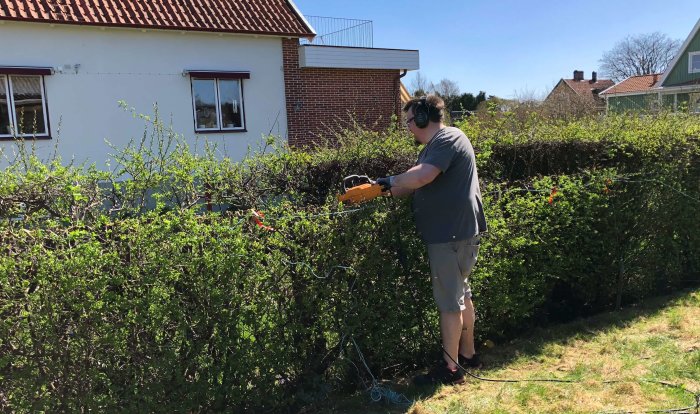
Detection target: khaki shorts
<box><xmin>427</xmin><ymin>237</ymin><xmax>480</xmax><ymax>313</ymax></box>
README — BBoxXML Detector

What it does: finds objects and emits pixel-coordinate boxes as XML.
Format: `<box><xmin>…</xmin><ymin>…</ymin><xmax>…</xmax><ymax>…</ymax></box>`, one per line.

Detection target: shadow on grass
<box><xmin>308</xmin><ymin>287</ymin><xmax>699</xmax><ymax>414</ymax></box>
<box><xmin>479</xmin><ymin>286</ymin><xmax>699</xmax><ymax>372</ymax></box>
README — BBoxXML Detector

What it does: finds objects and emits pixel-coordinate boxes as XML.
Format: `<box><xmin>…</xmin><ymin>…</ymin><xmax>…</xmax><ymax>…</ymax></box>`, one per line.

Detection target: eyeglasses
<box><xmin>405</xmin><ymin>116</ymin><xmax>415</xmax><ymax>125</ymax></box>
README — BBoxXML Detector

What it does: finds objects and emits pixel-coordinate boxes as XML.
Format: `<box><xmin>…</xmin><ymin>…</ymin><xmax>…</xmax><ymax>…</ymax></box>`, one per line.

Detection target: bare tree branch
<box><xmin>435</xmin><ymin>78</ymin><xmax>460</xmax><ymax>99</ymax></box>
<box><xmin>409</xmin><ymin>71</ymin><xmax>431</xmax><ymax>96</ymax></box>
<box><xmin>599</xmin><ymin>32</ymin><xmax>681</xmax><ymax>82</ymax></box>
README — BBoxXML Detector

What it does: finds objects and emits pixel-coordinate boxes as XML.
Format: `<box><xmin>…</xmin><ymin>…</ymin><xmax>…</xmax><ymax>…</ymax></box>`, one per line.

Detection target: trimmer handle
<box><xmin>342</xmin><ymin>175</ymin><xmax>372</xmax><ymax>192</ymax></box>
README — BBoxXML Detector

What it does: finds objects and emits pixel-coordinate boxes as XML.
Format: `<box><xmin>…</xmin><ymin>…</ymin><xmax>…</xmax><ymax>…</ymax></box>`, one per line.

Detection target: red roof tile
<box><xmin>599</xmin><ymin>74</ymin><xmax>662</xmax><ymax>95</ymax></box>
<box><xmin>563</xmin><ymin>78</ymin><xmax>615</xmax><ymax>99</ymax></box>
<box><xmin>0</xmin><ymin>0</ymin><xmax>315</xmax><ymax>37</ymax></box>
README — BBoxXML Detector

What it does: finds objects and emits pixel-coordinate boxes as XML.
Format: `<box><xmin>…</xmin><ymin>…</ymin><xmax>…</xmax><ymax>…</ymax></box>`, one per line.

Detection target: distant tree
<box><xmin>599</xmin><ymin>32</ymin><xmax>681</xmax><ymax>82</ymax></box>
<box><xmin>451</xmin><ymin>91</ymin><xmax>487</xmax><ymax>112</ymax></box>
<box><xmin>476</xmin><ymin>95</ymin><xmax>517</xmax><ymax>114</ymax></box>
<box><xmin>434</xmin><ymin>78</ymin><xmax>460</xmax><ymax>99</ymax></box>
<box><xmin>431</xmin><ymin>78</ymin><xmax>460</xmax><ymax>113</ymax></box>
<box><xmin>409</xmin><ymin>71</ymin><xmax>431</xmax><ymax>96</ymax></box>
<box><xmin>513</xmin><ymin>87</ymin><xmax>545</xmax><ymax>104</ymax></box>
<box><xmin>408</xmin><ymin>74</ymin><xmax>488</xmax><ymax>116</ymax></box>
<box><xmin>414</xmin><ymin>88</ymin><xmax>429</xmax><ymax>98</ymax></box>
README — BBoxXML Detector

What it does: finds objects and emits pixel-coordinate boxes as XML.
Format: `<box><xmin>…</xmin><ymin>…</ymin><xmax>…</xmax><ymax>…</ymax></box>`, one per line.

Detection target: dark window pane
<box><xmin>219</xmin><ymin>79</ymin><xmax>243</xmax><ymax>129</ymax></box>
<box><xmin>0</xmin><ymin>76</ymin><xmax>11</xmax><ymax>135</ymax></box>
<box><xmin>11</xmin><ymin>76</ymin><xmax>46</xmax><ymax>135</ymax></box>
<box><xmin>193</xmin><ymin>79</ymin><xmax>219</xmax><ymax>130</ymax></box>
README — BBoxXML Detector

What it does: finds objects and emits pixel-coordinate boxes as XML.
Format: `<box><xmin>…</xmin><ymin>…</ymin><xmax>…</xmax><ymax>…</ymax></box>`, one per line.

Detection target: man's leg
<box><xmin>458</xmin><ymin>298</ymin><xmax>476</xmax><ymax>358</ymax></box>
<box><xmin>440</xmin><ymin>310</ymin><xmax>463</xmax><ymax>370</ymax></box>
<box><xmin>414</xmin><ymin>242</ymin><xmax>471</xmax><ymax>385</ymax></box>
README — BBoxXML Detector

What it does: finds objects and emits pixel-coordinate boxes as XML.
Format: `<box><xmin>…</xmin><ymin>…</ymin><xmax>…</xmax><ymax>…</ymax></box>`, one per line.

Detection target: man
<box><xmin>376</xmin><ymin>94</ymin><xmax>487</xmax><ymax>386</ymax></box>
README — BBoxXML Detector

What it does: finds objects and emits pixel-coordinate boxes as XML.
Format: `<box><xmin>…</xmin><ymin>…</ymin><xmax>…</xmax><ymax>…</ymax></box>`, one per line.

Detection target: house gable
<box><xmin>545</xmin><ymin>74</ymin><xmax>613</xmax><ymax>106</ymax></box>
<box><xmin>660</xmin><ymin>18</ymin><xmax>700</xmax><ymax>87</ymax></box>
<box><xmin>600</xmin><ymin>19</ymin><xmax>700</xmax><ymax>113</ymax></box>
<box><xmin>544</xmin><ymin>79</ymin><xmax>572</xmax><ymax>101</ymax></box>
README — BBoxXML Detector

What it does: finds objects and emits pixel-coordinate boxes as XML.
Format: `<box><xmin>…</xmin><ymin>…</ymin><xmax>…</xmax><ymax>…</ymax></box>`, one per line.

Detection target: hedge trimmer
<box><xmin>337</xmin><ymin>175</ymin><xmax>386</xmax><ymax>205</ymax></box>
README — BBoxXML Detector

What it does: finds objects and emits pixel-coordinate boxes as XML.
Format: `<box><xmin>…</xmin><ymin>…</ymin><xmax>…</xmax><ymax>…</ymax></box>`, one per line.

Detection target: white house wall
<box><xmin>0</xmin><ymin>21</ymin><xmax>288</xmax><ymax>169</ymax></box>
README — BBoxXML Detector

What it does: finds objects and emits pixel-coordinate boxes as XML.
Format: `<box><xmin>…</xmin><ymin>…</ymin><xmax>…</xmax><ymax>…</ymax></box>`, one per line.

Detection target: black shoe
<box><xmin>413</xmin><ymin>360</ymin><xmax>465</xmax><ymax>386</ymax></box>
<box><xmin>458</xmin><ymin>353</ymin><xmax>482</xmax><ymax>369</ymax></box>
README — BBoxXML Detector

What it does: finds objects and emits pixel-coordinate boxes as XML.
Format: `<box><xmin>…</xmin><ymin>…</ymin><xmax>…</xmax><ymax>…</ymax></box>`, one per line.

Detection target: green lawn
<box><xmin>320</xmin><ymin>288</ymin><xmax>700</xmax><ymax>414</ymax></box>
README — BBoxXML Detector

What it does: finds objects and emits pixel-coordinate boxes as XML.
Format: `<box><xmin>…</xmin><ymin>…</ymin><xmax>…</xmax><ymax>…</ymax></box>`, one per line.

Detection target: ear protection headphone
<box><xmin>413</xmin><ymin>97</ymin><xmax>432</xmax><ymax>129</ymax></box>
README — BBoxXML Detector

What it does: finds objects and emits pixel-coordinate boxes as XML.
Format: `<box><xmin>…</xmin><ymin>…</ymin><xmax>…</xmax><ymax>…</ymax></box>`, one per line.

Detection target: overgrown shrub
<box><xmin>0</xmin><ymin>110</ymin><xmax>698</xmax><ymax>412</ymax></box>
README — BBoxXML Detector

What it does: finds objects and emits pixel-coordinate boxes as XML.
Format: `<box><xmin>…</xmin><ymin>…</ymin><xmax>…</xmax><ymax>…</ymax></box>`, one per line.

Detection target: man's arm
<box><xmin>388</xmin><ymin>186</ymin><xmax>414</xmax><ymax>198</ymax></box>
<box><xmin>393</xmin><ymin>163</ymin><xmax>441</xmax><ymax>189</ymax></box>
<box><xmin>382</xmin><ymin>163</ymin><xmax>441</xmax><ymax>197</ymax></box>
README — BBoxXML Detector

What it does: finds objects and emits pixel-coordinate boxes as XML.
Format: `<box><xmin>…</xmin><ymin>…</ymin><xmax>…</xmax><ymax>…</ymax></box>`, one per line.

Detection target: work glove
<box><xmin>375</xmin><ymin>176</ymin><xmax>393</xmax><ymax>192</ymax></box>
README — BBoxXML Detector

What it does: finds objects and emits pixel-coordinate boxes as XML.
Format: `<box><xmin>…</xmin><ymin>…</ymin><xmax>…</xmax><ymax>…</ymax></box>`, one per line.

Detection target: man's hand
<box><xmin>375</xmin><ymin>176</ymin><xmax>393</xmax><ymax>192</ymax></box>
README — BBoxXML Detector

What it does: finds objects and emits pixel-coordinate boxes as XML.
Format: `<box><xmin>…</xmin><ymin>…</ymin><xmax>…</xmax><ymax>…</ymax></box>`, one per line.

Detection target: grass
<box><xmin>319</xmin><ymin>288</ymin><xmax>700</xmax><ymax>414</ymax></box>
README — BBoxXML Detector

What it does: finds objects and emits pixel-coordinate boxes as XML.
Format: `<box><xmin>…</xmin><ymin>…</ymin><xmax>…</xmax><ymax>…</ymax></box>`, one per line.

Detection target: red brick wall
<box><xmin>282</xmin><ymin>38</ymin><xmax>401</xmax><ymax>147</ymax></box>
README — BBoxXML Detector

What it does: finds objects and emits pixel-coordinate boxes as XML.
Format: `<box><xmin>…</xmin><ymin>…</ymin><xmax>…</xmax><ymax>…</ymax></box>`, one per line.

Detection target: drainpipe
<box><xmin>395</xmin><ymin>69</ymin><xmax>408</xmax><ymax>121</ymax></box>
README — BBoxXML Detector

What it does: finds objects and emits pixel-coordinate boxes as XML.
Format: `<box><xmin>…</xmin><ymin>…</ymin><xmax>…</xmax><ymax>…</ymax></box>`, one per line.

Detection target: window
<box><xmin>0</xmin><ymin>74</ymin><xmax>50</xmax><ymax>138</ymax></box>
<box><xmin>689</xmin><ymin>51</ymin><xmax>700</xmax><ymax>74</ymax></box>
<box><xmin>189</xmin><ymin>71</ymin><xmax>249</xmax><ymax>133</ymax></box>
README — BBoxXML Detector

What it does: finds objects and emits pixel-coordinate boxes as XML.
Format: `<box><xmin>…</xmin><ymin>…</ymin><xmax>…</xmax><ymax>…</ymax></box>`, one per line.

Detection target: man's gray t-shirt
<box><xmin>412</xmin><ymin>126</ymin><xmax>487</xmax><ymax>244</ymax></box>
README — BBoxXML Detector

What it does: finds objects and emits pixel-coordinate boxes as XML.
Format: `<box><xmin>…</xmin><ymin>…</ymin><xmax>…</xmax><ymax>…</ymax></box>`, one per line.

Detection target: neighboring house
<box><xmin>0</xmin><ymin>0</ymin><xmax>418</xmax><ymax>168</ymax></box>
<box><xmin>599</xmin><ymin>74</ymin><xmax>663</xmax><ymax>112</ymax></box>
<box><xmin>544</xmin><ymin>70</ymin><xmax>614</xmax><ymax>115</ymax></box>
<box><xmin>600</xmin><ymin>18</ymin><xmax>700</xmax><ymax>113</ymax></box>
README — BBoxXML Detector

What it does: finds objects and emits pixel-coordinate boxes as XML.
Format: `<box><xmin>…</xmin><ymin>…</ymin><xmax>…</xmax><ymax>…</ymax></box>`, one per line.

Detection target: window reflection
<box><xmin>0</xmin><ymin>77</ymin><xmax>11</xmax><ymax>135</ymax></box>
<box><xmin>12</xmin><ymin>76</ymin><xmax>46</xmax><ymax>135</ymax></box>
<box><xmin>219</xmin><ymin>80</ymin><xmax>243</xmax><ymax>129</ymax></box>
<box><xmin>693</xmin><ymin>55</ymin><xmax>700</xmax><ymax>72</ymax></box>
<box><xmin>193</xmin><ymin>79</ymin><xmax>219</xmax><ymax>129</ymax></box>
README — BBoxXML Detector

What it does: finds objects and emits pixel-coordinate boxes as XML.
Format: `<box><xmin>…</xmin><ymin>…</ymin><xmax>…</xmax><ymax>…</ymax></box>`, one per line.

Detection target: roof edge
<box><xmin>659</xmin><ymin>18</ymin><xmax>700</xmax><ymax>87</ymax></box>
<box><xmin>599</xmin><ymin>74</ymin><xmax>633</xmax><ymax>96</ymax></box>
<box><xmin>562</xmin><ymin>79</ymin><xmax>586</xmax><ymax>97</ymax></box>
<box><xmin>655</xmin><ymin>83</ymin><xmax>700</xmax><ymax>92</ymax></box>
<box><xmin>0</xmin><ymin>16</ymin><xmax>314</xmax><ymax>38</ymax></box>
<box><xmin>599</xmin><ymin>90</ymin><xmax>660</xmax><ymax>98</ymax></box>
<box><xmin>543</xmin><ymin>79</ymin><xmax>562</xmax><ymax>101</ymax></box>
<box><xmin>285</xmin><ymin>0</ymin><xmax>316</xmax><ymax>38</ymax></box>
<box><xmin>300</xmin><ymin>44</ymin><xmax>419</xmax><ymax>53</ymax></box>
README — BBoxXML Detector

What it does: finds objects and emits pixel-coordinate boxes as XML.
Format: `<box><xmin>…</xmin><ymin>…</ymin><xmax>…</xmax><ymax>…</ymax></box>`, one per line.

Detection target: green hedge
<box><xmin>1</xmin><ymin>112</ymin><xmax>699</xmax><ymax>412</ymax></box>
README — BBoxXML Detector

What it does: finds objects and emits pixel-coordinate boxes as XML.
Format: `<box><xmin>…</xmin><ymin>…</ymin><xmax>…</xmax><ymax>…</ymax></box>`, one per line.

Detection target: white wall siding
<box><xmin>0</xmin><ymin>21</ymin><xmax>288</xmax><ymax>169</ymax></box>
<box><xmin>299</xmin><ymin>45</ymin><xmax>419</xmax><ymax>70</ymax></box>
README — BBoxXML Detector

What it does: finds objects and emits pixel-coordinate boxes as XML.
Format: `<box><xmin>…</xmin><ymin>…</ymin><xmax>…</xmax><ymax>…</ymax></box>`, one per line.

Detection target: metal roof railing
<box><xmin>301</xmin><ymin>15</ymin><xmax>373</xmax><ymax>48</ymax></box>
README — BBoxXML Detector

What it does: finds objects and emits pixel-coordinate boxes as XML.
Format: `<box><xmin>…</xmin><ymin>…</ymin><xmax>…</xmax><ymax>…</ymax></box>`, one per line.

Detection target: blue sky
<box><xmin>292</xmin><ymin>0</ymin><xmax>700</xmax><ymax>99</ymax></box>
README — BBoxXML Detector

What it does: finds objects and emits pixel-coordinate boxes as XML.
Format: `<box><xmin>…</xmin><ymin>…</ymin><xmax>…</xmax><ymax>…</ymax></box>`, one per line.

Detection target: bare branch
<box><xmin>599</xmin><ymin>32</ymin><xmax>681</xmax><ymax>82</ymax></box>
